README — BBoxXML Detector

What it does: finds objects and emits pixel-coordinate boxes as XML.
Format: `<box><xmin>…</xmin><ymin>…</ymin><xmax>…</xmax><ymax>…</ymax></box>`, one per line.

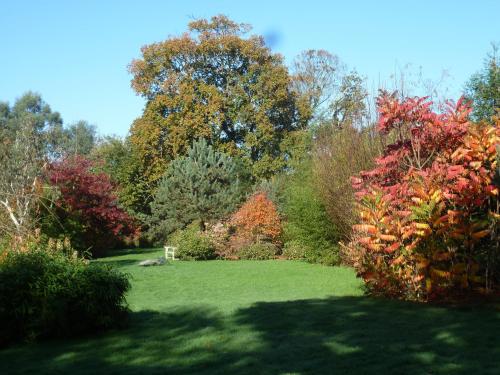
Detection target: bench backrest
<box><xmin>164</xmin><ymin>246</ymin><xmax>177</xmax><ymax>260</ymax></box>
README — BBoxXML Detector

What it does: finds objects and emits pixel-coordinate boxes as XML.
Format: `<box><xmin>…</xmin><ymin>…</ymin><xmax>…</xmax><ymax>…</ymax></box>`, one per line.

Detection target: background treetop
<box><xmin>188</xmin><ymin>14</ymin><xmax>252</xmax><ymax>38</ymax></box>
<box><xmin>465</xmin><ymin>43</ymin><xmax>499</xmax><ymax>123</ymax></box>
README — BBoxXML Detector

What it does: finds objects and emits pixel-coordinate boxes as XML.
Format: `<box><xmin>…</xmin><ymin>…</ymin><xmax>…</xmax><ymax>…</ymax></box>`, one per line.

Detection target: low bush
<box><xmin>282</xmin><ymin>239</ymin><xmax>340</xmax><ymax>265</ymax></box>
<box><xmin>169</xmin><ymin>222</ymin><xmax>216</xmax><ymax>260</ymax></box>
<box><xmin>0</xmin><ymin>249</ymin><xmax>129</xmax><ymax>346</ymax></box>
<box><xmin>282</xmin><ymin>240</ymin><xmax>306</xmax><ymax>260</ymax></box>
<box><xmin>304</xmin><ymin>247</ymin><xmax>341</xmax><ymax>266</ymax></box>
<box><xmin>205</xmin><ymin>221</ymin><xmax>234</xmax><ymax>258</ymax></box>
<box><xmin>237</xmin><ymin>242</ymin><xmax>278</xmax><ymax>260</ymax></box>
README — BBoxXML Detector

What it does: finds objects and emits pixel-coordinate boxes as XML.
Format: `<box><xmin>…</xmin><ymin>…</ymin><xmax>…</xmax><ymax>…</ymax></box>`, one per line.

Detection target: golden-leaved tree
<box><xmin>128</xmin><ymin>15</ymin><xmax>308</xmax><ymax>189</ymax></box>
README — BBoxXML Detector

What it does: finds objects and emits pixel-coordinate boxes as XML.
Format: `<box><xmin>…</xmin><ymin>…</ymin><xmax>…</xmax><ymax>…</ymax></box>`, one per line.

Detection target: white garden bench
<box><xmin>164</xmin><ymin>246</ymin><xmax>178</xmax><ymax>260</ymax></box>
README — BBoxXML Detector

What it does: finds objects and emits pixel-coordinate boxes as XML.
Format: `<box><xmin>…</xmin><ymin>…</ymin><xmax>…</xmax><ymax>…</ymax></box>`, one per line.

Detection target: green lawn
<box><xmin>1</xmin><ymin>249</ymin><xmax>499</xmax><ymax>374</ymax></box>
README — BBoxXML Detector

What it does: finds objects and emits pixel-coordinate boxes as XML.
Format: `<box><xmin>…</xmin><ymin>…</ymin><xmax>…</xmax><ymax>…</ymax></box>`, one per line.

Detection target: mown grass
<box><xmin>1</xmin><ymin>248</ymin><xmax>499</xmax><ymax>374</ymax></box>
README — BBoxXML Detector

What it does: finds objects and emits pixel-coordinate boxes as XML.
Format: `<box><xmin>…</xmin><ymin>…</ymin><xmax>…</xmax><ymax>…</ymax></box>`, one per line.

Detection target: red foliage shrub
<box><xmin>231</xmin><ymin>192</ymin><xmax>282</xmax><ymax>246</ymax></box>
<box><xmin>47</xmin><ymin>156</ymin><xmax>137</xmax><ymax>255</ymax></box>
<box><xmin>347</xmin><ymin>92</ymin><xmax>500</xmax><ymax>301</ymax></box>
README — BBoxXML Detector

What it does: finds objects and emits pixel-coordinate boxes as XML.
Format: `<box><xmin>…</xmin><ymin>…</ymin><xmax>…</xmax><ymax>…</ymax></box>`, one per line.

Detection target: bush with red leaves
<box><xmin>46</xmin><ymin>156</ymin><xmax>137</xmax><ymax>256</ymax></box>
<box><xmin>346</xmin><ymin>91</ymin><xmax>500</xmax><ymax>301</ymax></box>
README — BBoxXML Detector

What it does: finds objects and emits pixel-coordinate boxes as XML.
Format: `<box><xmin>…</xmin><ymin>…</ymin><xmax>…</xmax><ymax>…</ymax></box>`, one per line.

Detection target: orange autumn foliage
<box><xmin>347</xmin><ymin>92</ymin><xmax>500</xmax><ymax>301</ymax></box>
<box><xmin>231</xmin><ymin>192</ymin><xmax>282</xmax><ymax>243</ymax></box>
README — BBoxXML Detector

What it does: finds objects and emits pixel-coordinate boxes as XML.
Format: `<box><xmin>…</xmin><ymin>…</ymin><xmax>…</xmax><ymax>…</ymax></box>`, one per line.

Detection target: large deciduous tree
<box><xmin>0</xmin><ymin>117</ymin><xmax>44</xmax><ymax>238</ymax></box>
<box><xmin>290</xmin><ymin>49</ymin><xmax>369</xmax><ymax>129</ymax></box>
<box><xmin>329</xmin><ymin>71</ymin><xmax>369</xmax><ymax>129</ymax></box>
<box><xmin>128</xmin><ymin>15</ymin><xmax>306</xmax><ymax>188</ymax></box>
<box><xmin>0</xmin><ymin>92</ymin><xmax>64</xmax><ymax>157</ymax></box>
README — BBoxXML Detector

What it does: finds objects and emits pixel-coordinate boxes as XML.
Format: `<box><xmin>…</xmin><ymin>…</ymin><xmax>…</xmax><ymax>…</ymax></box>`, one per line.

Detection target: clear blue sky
<box><xmin>1</xmin><ymin>0</ymin><xmax>498</xmax><ymax>137</ymax></box>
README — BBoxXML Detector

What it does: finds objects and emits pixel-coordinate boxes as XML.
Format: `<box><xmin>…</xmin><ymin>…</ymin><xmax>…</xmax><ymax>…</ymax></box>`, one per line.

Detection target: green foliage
<box><xmin>169</xmin><ymin>222</ymin><xmax>216</xmax><ymax>261</ymax></box>
<box><xmin>281</xmin><ymin>240</ymin><xmax>306</xmax><ymax>260</ymax></box>
<box><xmin>237</xmin><ymin>242</ymin><xmax>278</xmax><ymax>260</ymax></box>
<box><xmin>290</xmin><ymin>49</ymin><xmax>342</xmax><ymax>125</ymax></box>
<box><xmin>313</xmin><ymin>124</ymin><xmax>380</xmax><ymax>237</ymax></box>
<box><xmin>0</xmin><ymin>92</ymin><xmax>64</xmax><ymax>157</ymax></box>
<box><xmin>465</xmin><ymin>44</ymin><xmax>499</xmax><ymax>123</ymax></box>
<box><xmin>329</xmin><ymin>71</ymin><xmax>368</xmax><ymax>128</ymax></box>
<box><xmin>290</xmin><ymin>50</ymin><xmax>368</xmax><ymax>129</ymax></box>
<box><xmin>304</xmin><ymin>246</ymin><xmax>341</xmax><ymax>266</ymax></box>
<box><xmin>0</xmin><ymin>93</ymin><xmax>64</xmax><ymax>237</ymax></box>
<box><xmin>282</xmin><ymin>158</ymin><xmax>340</xmax><ymax>265</ymax></box>
<box><xmin>148</xmin><ymin>139</ymin><xmax>244</xmax><ymax>243</ymax></box>
<box><xmin>0</xmin><ymin>249</ymin><xmax>129</xmax><ymax>346</ymax></box>
<box><xmin>60</xmin><ymin>120</ymin><xmax>97</xmax><ymax>156</ymax></box>
<box><xmin>253</xmin><ymin>177</ymin><xmax>286</xmax><ymax>213</ymax></box>
<box><xmin>91</xmin><ymin>136</ymin><xmax>151</xmax><ymax>217</ymax></box>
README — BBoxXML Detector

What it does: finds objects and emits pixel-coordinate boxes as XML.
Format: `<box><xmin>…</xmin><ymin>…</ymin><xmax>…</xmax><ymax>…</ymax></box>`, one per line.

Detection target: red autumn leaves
<box><xmin>348</xmin><ymin>92</ymin><xmax>500</xmax><ymax>300</ymax></box>
<box><xmin>48</xmin><ymin>156</ymin><xmax>137</xmax><ymax>253</ymax></box>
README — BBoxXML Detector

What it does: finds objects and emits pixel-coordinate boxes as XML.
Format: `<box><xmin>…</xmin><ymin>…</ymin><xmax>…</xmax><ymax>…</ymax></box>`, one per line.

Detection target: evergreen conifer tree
<box><xmin>148</xmin><ymin>139</ymin><xmax>243</xmax><ymax>243</ymax></box>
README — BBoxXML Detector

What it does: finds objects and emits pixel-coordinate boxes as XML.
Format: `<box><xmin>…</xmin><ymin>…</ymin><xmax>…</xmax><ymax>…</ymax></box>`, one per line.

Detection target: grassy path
<box><xmin>1</xmin><ymin>249</ymin><xmax>499</xmax><ymax>374</ymax></box>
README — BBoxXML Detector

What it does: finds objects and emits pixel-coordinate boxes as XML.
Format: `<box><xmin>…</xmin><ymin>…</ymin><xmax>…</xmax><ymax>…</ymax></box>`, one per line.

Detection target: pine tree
<box><xmin>148</xmin><ymin>139</ymin><xmax>244</xmax><ymax>243</ymax></box>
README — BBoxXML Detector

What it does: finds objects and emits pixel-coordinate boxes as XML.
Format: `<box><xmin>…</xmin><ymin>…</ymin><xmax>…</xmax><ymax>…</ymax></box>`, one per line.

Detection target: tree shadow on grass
<box><xmin>233</xmin><ymin>296</ymin><xmax>500</xmax><ymax>374</ymax></box>
<box><xmin>0</xmin><ymin>298</ymin><xmax>499</xmax><ymax>374</ymax></box>
<box><xmin>94</xmin><ymin>258</ymin><xmax>165</xmax><ymax>268</ymax></box>
<box><xmin>99</xmin><ymin>248</ymin><xmax>161</xmax><ymax>258</ymax></box>
<box><xmin>0</xmin><ymin>308</ymin><xmax>248</xmax><ymax>375</ymax></box>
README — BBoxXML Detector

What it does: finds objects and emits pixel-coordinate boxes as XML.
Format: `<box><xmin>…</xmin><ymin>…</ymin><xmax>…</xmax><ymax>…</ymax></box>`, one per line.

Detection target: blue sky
<box><xmin>1</xmin><ymin>0</ymin><xmax>498</xmax><ymax>137</ymax></box>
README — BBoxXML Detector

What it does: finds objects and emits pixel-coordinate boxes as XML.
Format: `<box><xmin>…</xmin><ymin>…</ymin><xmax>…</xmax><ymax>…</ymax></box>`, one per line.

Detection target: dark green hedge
<box><xmin>0</xmin><ymin>250</ymin><xmax>130</xmax><ymax>346</ymax></box>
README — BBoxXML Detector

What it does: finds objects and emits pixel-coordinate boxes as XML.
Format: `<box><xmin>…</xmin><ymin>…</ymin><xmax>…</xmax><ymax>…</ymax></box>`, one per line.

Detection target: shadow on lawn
<box><xmin>93</xmin><ymin>248</ymin><xmax>164</xmax><ymax>268</ymax></box>
<box><xmin>1</xmin><ymin>297</ymin><xmax>499</xmax><ymax>374</ymax></box>
<box><xmin>234</xmin><ymin>297</ymin><xmax>500</xmax><ymax>374</ymax></box>
<box><xmin>94</xmin><ymin>258</ymin><xmax>146</xmax><ymax>268</ymax></box>
<box><xmin>99</xmin><ymin>248</ymin><xmax>161</xmax><ymax>258</ymax></box>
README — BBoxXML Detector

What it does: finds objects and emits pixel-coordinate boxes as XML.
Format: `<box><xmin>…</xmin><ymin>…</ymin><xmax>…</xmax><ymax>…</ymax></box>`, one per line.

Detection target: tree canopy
<box><xmin>0</xmin><ymin>92</ymin><xmax>64</xmax><ymax>158</ymax></box>
<box><xmin>128</xmin><ymin>15</ymin><xmax>307</xmax><ymax>186</ymax></box>
<box><xmin>60</xmin><ymin>120</ymin><xmax>97</xmax><ymax>156</ymax></box>
<box><xmin>465</xmin><ymin>44</ymin><xmax>499</xmax><ymax>123</ymax></box>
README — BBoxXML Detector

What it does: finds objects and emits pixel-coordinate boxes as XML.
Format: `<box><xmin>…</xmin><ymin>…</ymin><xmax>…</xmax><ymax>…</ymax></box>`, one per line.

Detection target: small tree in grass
<box><xmin>148</xmin><ymin>139</ymin><xmax>244</xmax><ymax>243</ymax></box>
